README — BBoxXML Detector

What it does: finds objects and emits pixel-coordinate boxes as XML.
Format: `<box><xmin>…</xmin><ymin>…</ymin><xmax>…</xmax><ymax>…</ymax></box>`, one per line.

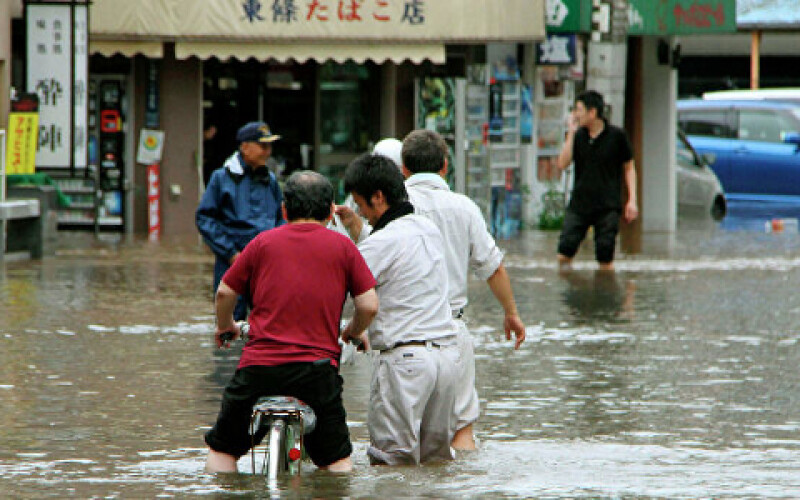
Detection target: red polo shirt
<box><xmin>222</xmin><ymin>223</ymin><xmax>376</xmax><ymax>368</ymax></box>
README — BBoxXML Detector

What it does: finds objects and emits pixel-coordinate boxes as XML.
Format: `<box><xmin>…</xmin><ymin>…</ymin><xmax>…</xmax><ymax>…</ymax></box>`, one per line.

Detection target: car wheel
<box><xmin>710</xmin><ymin>195</ymin><xmax>726</xmax><ymax>221</ymax></box>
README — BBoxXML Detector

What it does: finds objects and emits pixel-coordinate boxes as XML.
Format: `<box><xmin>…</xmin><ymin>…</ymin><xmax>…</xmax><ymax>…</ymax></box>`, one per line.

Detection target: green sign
<box><xmin>628</xmin><ymin>0</ymin><xmax>737</xmax><ymax>35</ymax></box>
<box><xmin>546</xmin><ymin>0</ymin><xmax>592</xmax><ymax>33</ymax></box>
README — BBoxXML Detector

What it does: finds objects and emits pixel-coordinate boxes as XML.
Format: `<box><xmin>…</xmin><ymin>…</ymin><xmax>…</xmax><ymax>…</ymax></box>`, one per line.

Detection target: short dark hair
<box><xmin>576</xmin><ymin>90</ymin><xmax>605</xmax><ymax>119</ymax></box>
<box><xmin>344</xmin><ymin>153</ymin><xmax>407</xmax><ymax>207</ymax></box>
<box><xmin>283</xmin><ymin>170</ymin><xmax>334</xmax><ymax>222</ymax></box>
<box><xmin>401</xmin><ymin>129</ymin><xmax>448</xmax><ymax>174</ymax></box>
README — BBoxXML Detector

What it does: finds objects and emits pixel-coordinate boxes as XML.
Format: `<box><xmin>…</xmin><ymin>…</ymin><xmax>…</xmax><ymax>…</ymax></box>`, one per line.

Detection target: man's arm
<box><xmin>214</xmin><ymin>281</ymin><xmax>241</xmax><ymax>348</ymax></box>
<box><xmin>341</xmin><ymin>288</ymin><xmax>378</xmax><ymax>349</ymax></box>
<box><xmin>556</xmin><ymin>112</ymin><xmax>579</xmax><ymax>171</ymax></box>
<box><xmin>486</xmin><ymin>263</ymin><xmax>525</xmax><ymax>350</ymax></box>
<box><xmin>196</xmin><ymin>175</ymin><xmax>237</xmax><ymax>262</ymax></box>
<box><xmin>623</xmin><ymin>159</ymin><xmax>638</xmax><ymax>223</ymax></box>
<box><xmin>334</xmin><ymin>204</ymin><xmax>363</xmax><ymax>242</ymax></box>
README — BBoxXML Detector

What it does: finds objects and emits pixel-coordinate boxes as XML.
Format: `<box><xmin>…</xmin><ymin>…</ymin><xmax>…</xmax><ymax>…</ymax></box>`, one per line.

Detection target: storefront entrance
<box><xmin>202</xmin><ymin>60</ymin><xmax>379</xmax><ymax>201</ymax></box>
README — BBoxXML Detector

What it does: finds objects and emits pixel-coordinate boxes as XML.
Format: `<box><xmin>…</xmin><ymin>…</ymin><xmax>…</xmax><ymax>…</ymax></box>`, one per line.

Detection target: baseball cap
<box><xmin>236</xmin><ymin>121</ymin><xmax>281</xmax><ymax>143</ymax></box>
<box><xmin>372</xmin><ymin>138</ymin><xmax>403</xmax><ymax>169</ymax></box>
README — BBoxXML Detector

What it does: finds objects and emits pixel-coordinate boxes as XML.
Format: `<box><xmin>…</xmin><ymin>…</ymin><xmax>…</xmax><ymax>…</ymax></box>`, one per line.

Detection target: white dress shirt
<box><xmin>406</xmin><ymin>173</ymin><xmax>504</xmax><ymax>312</ymax></box>
<box><xmin>357</xmin><ymin>213</ymin><xmax>458</xmax><ymax>351</ymax></box>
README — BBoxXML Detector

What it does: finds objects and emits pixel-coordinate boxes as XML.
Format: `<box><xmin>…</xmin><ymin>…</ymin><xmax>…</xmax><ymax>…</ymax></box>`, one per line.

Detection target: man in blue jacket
<box><xmin>196</xmin><ymin>121</ymin><xmax>285</xmax><ymax>321</ymax></box>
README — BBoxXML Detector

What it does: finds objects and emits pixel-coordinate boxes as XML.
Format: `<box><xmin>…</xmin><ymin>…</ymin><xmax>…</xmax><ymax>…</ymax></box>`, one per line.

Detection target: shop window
<box><xmin>319</xmin><ymin>62</ymin><xmax>376</xmax><ymax>155</ymax></box>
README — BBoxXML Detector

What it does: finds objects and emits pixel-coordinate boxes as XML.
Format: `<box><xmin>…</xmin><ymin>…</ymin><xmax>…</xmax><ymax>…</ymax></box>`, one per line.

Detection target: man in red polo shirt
<box><xmin>204</xmin><ymin>171</ymin><xmax>378</xmax><ymax>473</ymax></box>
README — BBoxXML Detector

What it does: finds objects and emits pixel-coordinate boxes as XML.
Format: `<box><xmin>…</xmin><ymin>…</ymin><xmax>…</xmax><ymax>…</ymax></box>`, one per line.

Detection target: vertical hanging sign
<box><xmin>73</xmin><ymin>3</ymin><xmax>89</xmax><ymax>169</ymax></box>
<box><xmin>25</xmin><ymin>1</ymin><xmax>89</xmax><ymax>170</ymax></box>
<box><xmin>147</xmin><ymin>163</ymin><xmax>161</xmax><ymax>241</ymax></box>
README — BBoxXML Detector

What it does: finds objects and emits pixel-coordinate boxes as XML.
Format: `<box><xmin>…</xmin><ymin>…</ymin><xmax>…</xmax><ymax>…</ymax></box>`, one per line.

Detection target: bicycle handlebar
<box><xmin>219</xmin><ymin>321</ymin><xmax>250</xmax><ymax>344</ymax></box>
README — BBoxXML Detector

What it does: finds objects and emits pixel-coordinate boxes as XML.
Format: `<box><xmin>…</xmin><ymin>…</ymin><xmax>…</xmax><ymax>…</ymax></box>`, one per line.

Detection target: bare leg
<box><xmin>598</xmin><ymin>262</ymin><xmax>614</xmax><ymax>272</ymax></box>
<box><xmin>451</xmin><ymin>424</ymin><xmax>476</xmax><ymax>451</ymax></box>
<box><xmin>321</xmin><ymin>456</ymin><xmax>352</xmax><ymax>472</ymax></box>
<box><xmin>557</xmin><ymin>253</ymin><xmax>573</xmax><ymax>270</ymax></box>
<box><xmin>206</xmin><ymin>448</ymin><xmax>238</xmax><ymax>473</ymax></box>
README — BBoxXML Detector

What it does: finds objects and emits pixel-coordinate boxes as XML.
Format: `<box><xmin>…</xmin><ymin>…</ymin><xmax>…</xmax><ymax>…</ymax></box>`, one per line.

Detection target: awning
<box><xmin>90</xmin><ymin>0</ymin><xmax>545</xmax><ymax>43</ymax></box>
<box><xmin>175</xmin><ymin>42</ymin><xmax>445</xmax><ymax>64</ymax></box>
<box><xmin>90</xmin><ymin>40</ymin><xmax>163</xmax><ymax>59</ymax></box>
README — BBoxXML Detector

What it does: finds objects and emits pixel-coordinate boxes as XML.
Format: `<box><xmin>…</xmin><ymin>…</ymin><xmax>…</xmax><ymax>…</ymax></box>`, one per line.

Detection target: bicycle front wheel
<box><xmin>266</xmin><ymin>419</ymin><xmax>286</xmax><ymax>481</ymax></box>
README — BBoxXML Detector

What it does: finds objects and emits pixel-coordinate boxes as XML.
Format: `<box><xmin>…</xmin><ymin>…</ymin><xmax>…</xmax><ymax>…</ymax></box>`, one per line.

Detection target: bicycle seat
<box><xmin>252</xmin><ymin>396</ymin><xmax>317</xmax><ymax>435</ymax></box>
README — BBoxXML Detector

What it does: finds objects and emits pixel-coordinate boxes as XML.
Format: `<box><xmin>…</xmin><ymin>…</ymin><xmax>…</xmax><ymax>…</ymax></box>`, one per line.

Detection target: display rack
<box><xmin>489</xmin><ymin>79</ymin><xmax>521</xmax><ymax>186</ymax></box>
<box><xmin>487</xmin><ymin>73</ymin><xmax>523</xmax><ymax>238</ymax></box>
<box><xmin>464</xmin><ymin>65</ymin><xmax>491</xmax><ymax>220</ymax></box>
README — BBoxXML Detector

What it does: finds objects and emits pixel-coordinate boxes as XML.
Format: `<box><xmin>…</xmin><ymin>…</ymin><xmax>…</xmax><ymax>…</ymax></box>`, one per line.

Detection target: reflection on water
<box><xmin>2</xmin><ymin>230</ymin><xmax>800</xmax><ymax>497</ymax></box>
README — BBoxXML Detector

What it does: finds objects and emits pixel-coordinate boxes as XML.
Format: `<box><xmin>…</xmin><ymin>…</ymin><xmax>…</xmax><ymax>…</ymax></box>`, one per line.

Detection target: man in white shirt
<box><xmin>336</xmin><ymin>132</ymin><xmax>526</xmax><ymax>451</ymax></box>
<box><xmin>343</xmin><ymin>152</ymin><xmax>459</xmax><ymax>465</ymax></box>
<box><xmin>401</xmin><ymin>129</ymin><xmax>526</xmax><ymax>451</ymax></box>
<box><xmin>329</xmin><ymin>138</ymin><xmax>403</xmax><ymax>238</ymax></box>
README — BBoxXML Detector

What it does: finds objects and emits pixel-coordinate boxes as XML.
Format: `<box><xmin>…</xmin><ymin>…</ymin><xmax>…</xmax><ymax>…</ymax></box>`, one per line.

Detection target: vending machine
<box><xmin>90</xmin><ymin>76</ymin><xmax>127</xmax><ymax>230</ymax></box>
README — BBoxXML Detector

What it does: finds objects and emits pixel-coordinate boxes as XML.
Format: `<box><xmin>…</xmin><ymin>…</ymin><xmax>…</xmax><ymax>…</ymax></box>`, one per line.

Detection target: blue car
<box><xmin>677</xmin><ymin>99</ymin><xmax>800</xmax><ymax>202</ymax></box>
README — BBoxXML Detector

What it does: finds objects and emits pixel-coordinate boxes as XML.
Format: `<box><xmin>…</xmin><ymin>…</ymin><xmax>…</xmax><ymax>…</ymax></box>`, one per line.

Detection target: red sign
<box><xmin>147</xmin><ymin>163</ymin><xmax>161</xmax><ymax>241</ymax></box>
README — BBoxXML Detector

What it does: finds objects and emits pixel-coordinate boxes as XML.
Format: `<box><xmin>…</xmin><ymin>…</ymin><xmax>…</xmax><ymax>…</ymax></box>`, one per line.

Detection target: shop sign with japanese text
<box><xmin>5</xmin><ymin>112</ymin><xmax>40</xmax><ymax>175</ymax></box>
<box><xmin>536</xmin><ymin>34</ymin><xmax>577</xmax><ymax>65</ymax></box>
<box><xmin>26</xmin><ymin>3</ymin><xmax>89</xmax><ymax>169</ymax></box>
<box><xmin>628</xmin><ymin>0</ymin><xmax>736</xmax><ymax>35</ymax></box>
<box><xmin>546</xmin><ymin>0</ymin><xmax>591</xmax><ymax>33</ymax></box>
<box><xmin>90</xmin><ymin>0</ymin><xmax>545</xmax><ymax>42</ymax></box>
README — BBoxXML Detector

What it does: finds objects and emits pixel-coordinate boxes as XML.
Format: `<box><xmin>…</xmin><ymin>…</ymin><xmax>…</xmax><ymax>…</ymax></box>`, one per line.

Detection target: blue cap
<box><xmin>236</xmin><ymin>121</ymin><xmax>280</xmax><ymax>143</ymax></box>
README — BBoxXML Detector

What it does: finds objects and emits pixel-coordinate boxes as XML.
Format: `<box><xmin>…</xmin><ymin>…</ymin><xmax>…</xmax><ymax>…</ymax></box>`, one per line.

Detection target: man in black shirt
<box><xmin>556</xmin><ymin>90</ymin><xmax>638</xmax><ymax>271</ymax></box>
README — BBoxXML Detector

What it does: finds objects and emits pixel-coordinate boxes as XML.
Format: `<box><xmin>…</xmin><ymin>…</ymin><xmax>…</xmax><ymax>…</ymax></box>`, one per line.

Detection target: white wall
<box><xmin>640</xmin><ymin>37</ymin><xmax>677</xmax><ymax>232</ymax></box>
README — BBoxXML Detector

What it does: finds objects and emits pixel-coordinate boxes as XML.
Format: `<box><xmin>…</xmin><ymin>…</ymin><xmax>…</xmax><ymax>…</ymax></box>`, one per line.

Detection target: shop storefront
<box><xmin>82</xmin><ymin>0</ymin><xmax>545</xmax><ymax>236</ymax></box>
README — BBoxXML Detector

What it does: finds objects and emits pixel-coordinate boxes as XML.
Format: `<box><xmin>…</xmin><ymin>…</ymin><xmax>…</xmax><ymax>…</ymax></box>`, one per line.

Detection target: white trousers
<box><xmin>367</xmin><ymin>342</ymin><xmax>459</xmax><ymax>465</ymax></box>
<box><xmin>453</xmin><ymin>318</ymin><xmax>480</xmax><ymax>429</ymax></box>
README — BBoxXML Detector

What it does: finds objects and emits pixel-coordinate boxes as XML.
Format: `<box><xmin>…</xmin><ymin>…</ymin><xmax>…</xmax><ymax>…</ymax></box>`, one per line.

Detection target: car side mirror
<box><xmin>783</xmin><ymin>132</ymin><xmax>800</xmax><ymax>145</ymax></box>
<box><xmin>701</xmin><ymin>152</ymin><xmax>716</xmax><ymax>166</ymax></box>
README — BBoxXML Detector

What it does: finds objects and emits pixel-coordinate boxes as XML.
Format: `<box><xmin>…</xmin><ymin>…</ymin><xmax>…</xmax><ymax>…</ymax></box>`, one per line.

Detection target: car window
<box><xmin>738</xmin><ymin>109</ymin><xmax>798</xmax><ymax>143</ymax></box>
<box><xmin>676</xmin><ymin>133</ymin><xmax>700</xmax><ymax>168</ymax></box>
<box><xmin>679</xmin><ymin>110</ymin><xmax>732</xmax><ymax>138</ymax></box>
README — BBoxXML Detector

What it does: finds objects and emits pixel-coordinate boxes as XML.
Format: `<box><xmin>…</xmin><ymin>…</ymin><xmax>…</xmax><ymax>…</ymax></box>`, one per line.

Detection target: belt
<box><xmin>379</xmin><ymin>340</ymin><xmax>440</xmax><ymax>354</ymax></box>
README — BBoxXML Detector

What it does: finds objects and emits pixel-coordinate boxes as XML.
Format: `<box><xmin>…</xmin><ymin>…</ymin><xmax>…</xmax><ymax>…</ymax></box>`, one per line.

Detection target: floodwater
<box><xmin>2</xmin><ymin>218</ymin><xmax>800</xmax><ymax>498</ymax></box>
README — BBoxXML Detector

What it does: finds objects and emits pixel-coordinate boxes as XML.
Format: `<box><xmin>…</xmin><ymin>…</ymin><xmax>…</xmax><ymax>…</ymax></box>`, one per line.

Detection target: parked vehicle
<box><xmin>676</xmin><ymin>130</ymin><xmax>727</xmax><ymax>220</ymax></box>
<box><xmin>677</xmin><ymin>99</ymin><xmax>800</xmax><ymax>202</ymax></box>
<box><xmin>703</xmin><ymin>88</ymin><xmax>800</xmax><ymax>104</ymax></box>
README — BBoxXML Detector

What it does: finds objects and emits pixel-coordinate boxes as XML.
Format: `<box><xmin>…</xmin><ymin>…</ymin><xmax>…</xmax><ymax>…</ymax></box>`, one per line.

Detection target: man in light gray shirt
<box><xmin>337</xmin><ymin>131</ymin><xmax>526</xmax><ymax>451</ymax></box>
<box><xmin>343</xmin><ymin>152</ymin><xmax>459</xmax><ymax>465</ymax></box>
<box><xmin>401</xmin><ymin>129</ymin><xmax>526</xmax><ymax>450</ymax></box>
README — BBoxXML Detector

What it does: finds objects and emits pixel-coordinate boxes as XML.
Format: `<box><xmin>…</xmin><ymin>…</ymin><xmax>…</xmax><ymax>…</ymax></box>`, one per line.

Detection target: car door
<box><xmin>678</xmin><ymin>107</ymin><xmax>734</xmax><ymax>191</ymax></box>
<box><xmin>729</xmin><ymin>108</ymin><xmax>800</xmax><ymax>196</ymax></box>
<box><xmin>676</xmin><ymin>132</ymin><xmax>714</xmax><ymax>210</ymax></box>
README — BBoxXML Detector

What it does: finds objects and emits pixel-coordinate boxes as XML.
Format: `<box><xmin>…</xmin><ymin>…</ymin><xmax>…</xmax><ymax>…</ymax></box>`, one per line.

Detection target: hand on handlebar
<box><xmin>216</xmin><ymin>322</ymin><xmax>241</xmax><ymax>349</ymax></box>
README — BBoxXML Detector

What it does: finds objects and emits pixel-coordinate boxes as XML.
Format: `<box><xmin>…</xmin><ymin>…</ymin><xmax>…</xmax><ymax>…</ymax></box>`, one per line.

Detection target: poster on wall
<box><xmin>416</xmin><ymin>77</ymin><xmax>457</xmax><ymax>188</ymax></box>
<box><xmin>26</xmin><ymin>2</ymin><xmax>89</xmax><ymax>169</ymax></box>
<box><xmin>136</xmin><ymin>129</ymin><xmax>165</xmax><ymax>165</ymax></box>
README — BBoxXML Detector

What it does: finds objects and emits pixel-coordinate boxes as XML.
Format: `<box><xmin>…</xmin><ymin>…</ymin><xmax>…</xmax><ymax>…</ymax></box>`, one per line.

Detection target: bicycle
<box><xmin>219</xmin><ymin>322</ymin><xmax>317</xmax><ymax>483</ymax></box>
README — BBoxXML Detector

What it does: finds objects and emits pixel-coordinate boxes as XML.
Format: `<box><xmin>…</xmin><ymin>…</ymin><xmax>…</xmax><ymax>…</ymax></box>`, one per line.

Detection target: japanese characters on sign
<box><xmin>73</xmin><ymin>5</ymin><xmax>89</xmax><ymax>169</ymax></box>
<box><xmin>536</xmin><ymin>34</ymin><xmax>577</xmax><ymax>65</ymax></box>
<box><xmin>627</xmin><ymin>0</ymin><xmax>736</xmax><ymax>35</ymax></box>
<box><xmin>89</xmin><ymin>0</ymin><xmax>546</xmax><ymax>43</ymax></box>
<box><xmin>5</xmin><ymin>112</ymin><xmax>40</xmax><ymax>175</ymax></box>
<box><xmin>241</xmin><ymin>0</ymin><xmax>426</xmax><ymax>25</ymax></box>
<box><xmin>26</xmin><ymin>3</ymin><xmax>89</xmax><ymax>169</ymax></box>
<box><xmin>147</xmin><ymin>163</ymin><xmax>161</xmax><ymax>241</ymax></box>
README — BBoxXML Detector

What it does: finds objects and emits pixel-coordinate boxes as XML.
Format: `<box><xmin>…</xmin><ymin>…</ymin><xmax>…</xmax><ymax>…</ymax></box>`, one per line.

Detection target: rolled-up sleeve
<box><xmin>468</xmin><ymin>204</ymin><xmax>504</xmax><ymax>281</ymax></box>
